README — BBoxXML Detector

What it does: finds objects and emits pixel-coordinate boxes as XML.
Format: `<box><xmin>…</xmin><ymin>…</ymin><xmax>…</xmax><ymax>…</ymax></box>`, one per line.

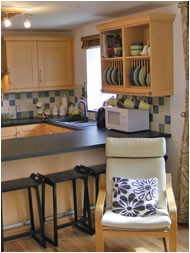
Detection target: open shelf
<box><xmin>126</xmin><ymin>55</ymin><xmax>150</xmax><ymax>60</ymax></box>
<box><xmin>97</xmin><ymin>14</ymin><xmax>175</xmax><ymax>96</ymax></box>
<box><xmin>102</xmin><ymin>57</ymin><xmax>123</xmax><ymax>61</ymax></box>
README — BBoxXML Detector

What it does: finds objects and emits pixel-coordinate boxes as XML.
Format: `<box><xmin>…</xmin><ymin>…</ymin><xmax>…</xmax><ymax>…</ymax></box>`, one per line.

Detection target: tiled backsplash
<box><xmin>1</xmin><ymin>87</ymin><xmax>171</xmax><ymax>134</ymax></box>
<box><xmin>117</xmin><ymin>95</ymin><xmax>171</xmax><ymax>134</ymax></box>
<box><xmin>150</xmin><ymin>97</ymin><xmax>171</xmax><ymax>134</ymax></box>
<box><xmin>1</xmin><ymin>90</ymin><xmax>75</xmax><ymax>119</ymax></box>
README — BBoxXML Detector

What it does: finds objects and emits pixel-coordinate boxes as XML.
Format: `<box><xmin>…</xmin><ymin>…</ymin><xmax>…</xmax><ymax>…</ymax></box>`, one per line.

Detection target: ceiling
<box><xmin>1</xmin><ymin>1</ymin><xmax>176</xmax><ymax>31</ymax></box>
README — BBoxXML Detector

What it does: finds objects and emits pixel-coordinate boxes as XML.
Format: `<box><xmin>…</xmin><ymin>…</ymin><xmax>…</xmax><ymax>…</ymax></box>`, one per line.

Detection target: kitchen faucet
<box><xmin>76</xmin><ymin>99</ymin><xmax>88</xmax><ymax>121</ymax></box>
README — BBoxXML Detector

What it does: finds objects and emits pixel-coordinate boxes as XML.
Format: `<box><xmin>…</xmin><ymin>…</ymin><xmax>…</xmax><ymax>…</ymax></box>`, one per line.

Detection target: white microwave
<box><xmin>105</xmin><ymin>107</ymin><xmax>149</xmax><ymax>132</ymax></box>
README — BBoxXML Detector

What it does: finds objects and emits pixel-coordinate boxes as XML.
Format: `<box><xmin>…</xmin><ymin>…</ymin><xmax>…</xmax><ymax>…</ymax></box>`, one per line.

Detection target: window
<box><xmin>86</xmin><ymin>47</ymin><xmax>115</xmax><ymax>111</ymax></box>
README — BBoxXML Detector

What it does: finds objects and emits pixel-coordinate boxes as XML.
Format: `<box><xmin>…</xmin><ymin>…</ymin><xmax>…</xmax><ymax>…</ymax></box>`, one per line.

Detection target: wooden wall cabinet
<box><xmin>38</xmin><ymin>42</ymin><xmax>73</xmax><ymax>88</ymax></box>
<box><xmin>3</xmin><ymin>36</ymin><xmax>74</xmax><ymax>93</ymax></box>
<box><xmin>6</xmin><ymin>41</ymin><xmax>38</xmax><ymax>90</ymax></box>
<box><xmin>96</xmin><ymin>14</ymin><xmax>175</xmax><ymax>96</ymax></box>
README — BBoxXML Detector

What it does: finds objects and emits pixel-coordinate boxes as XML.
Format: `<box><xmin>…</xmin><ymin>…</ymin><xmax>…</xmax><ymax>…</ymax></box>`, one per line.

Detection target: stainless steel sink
<box><xmin>63</xmin><ymin>120</ymin><xmax>96</xmax><ymax>127</ymax></box>
<box><xmin>50</xmin><ymin>118</ymin><xmax>96</xmax><ymax>129</ymax></box>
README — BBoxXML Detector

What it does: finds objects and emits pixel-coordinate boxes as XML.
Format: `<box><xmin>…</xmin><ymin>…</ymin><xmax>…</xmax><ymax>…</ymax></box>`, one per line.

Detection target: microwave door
<box><xmin>107</xmin><ymin>111</ymin><xmax>121</xmax><ymax>130</ymax></box>
<box><xmin>108</xmin><ymin>111</ymin><xmax>120</xmax><ymax>126</ymax></box>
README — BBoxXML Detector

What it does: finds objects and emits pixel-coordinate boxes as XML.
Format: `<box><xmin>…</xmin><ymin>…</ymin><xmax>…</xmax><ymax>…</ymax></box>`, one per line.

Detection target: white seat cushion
<box><xmin>101</xmin><ymin>209</ymin><xmax>171</xmax><ymax>229</ymax></box>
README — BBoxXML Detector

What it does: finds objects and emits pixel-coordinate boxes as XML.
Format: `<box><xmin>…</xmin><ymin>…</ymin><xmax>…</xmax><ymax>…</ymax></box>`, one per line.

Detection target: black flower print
<box><xmin>132</xmin><ymin>178</ymin><xmax>158</xmax><ymax>201</ymax></box>
<box><xmin>112</xmin><ymin>193</ymin><xmax>145</xmax><ymax>217</ymax></box>
<box><xmin>144</xmin><ymin>200</ymin><xmax>158</xmax><ymax>216</ymax></box>
<box><xmin>112</xmin><ymin>177</ymin><xmax>131</xmax><ymax>198</ymax></box>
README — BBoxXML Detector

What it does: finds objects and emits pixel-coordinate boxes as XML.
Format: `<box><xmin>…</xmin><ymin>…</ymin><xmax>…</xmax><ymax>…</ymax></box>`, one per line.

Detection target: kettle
<box><xmin>96</xmin><ymin>107</ymin><xmax>105</xmax><ymax>128</ymax></box>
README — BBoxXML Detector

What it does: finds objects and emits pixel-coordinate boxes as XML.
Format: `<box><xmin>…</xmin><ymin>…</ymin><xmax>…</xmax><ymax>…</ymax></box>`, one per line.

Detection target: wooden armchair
<box><xmin>95</xmin><ymin>137</ymin><xmax>177</xmax><ymax>252</ymax></box>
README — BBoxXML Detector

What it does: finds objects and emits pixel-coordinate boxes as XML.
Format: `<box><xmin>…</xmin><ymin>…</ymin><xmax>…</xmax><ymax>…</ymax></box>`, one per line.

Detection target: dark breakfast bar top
<box><xmin>2</xmin><ymin>117</ymin><xmax>171</xmax><ymax>162</ymax></box>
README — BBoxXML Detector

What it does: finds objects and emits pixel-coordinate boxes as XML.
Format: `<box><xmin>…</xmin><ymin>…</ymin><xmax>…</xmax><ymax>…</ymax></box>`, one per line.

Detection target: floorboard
<box><xmin>3</xmin><ymin>216</ymin><xmax>189</xmax><ymax>252</ymax></box>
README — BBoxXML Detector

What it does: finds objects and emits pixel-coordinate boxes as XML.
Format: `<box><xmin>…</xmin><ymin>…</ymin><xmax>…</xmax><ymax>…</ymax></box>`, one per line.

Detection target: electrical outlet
<box><xmin>16</xmin><ymin>105</ymin><xmax>23</xmax><ymax>112</ymax></box>
<box><xmin>5</xmin><ymin>106</ymin><xmax>12</xmax><ymax>113</ymax></box>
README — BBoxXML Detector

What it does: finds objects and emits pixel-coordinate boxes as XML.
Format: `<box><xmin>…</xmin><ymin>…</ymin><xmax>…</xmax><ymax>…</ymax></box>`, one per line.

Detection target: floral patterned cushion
<box><xmin>112</xmin><ymin>177</ymin><xmax>158</xmax><ymax>217</ymax></box>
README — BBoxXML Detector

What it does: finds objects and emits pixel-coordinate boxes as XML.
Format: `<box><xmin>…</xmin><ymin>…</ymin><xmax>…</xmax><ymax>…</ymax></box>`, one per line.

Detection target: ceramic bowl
<box><xmin>130</xmin><ymin>49</ymin><xmax>141</xmax><ymax>56</ymax></box>
<box><xmin>131</xmin><ymin>42</ymin><xmax>144</xmax><ymax>46</ymax></box>
<box><xmin>130</xmin><ymin>45</ymin><xmax>143</xmax><ymax>50</ymax></box>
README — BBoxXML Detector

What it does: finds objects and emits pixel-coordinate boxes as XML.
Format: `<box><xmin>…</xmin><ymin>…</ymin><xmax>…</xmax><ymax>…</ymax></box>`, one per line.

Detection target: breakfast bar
<box><xmin>1</xmin><ymin>119</ymin><xmax>171</xmax><ymax>230</ymax></box>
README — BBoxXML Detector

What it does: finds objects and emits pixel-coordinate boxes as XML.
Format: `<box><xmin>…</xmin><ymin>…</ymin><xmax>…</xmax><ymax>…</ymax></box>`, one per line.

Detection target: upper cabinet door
<box><xmin>37</xmin><ymin>41</ymin><xmax>73</xmax><ymax>88</ymax></box>
<box><xmin>6</xmin><ymin>41</ymin><xmax>38</xmax><ymax>90</ymax></box>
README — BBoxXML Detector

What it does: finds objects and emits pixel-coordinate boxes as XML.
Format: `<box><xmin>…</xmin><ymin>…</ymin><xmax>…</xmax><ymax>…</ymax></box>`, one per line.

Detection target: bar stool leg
<box><xmin>28</xmin><ymin>187</ymin><xmax>35</xmax><ymax>233</ymax></box>
<box><xmin>95</xmin><ymin>174</ymin><xmax>100</xmax><ymax>202</ymax></box>
<box><xmin>1</xmin><ymin>197</ymin><xmax>4</xmax><ymax>252</ymax></box>
<box><xmin>72</xmin><ymin>179</ymin><xmax>78</xmax><ymax>223</ymax></box>
<box><xmin>35</xmin><ymin>186</ymin><xmax>46</xmax><ymax>248</ymax></box>
<box><xmin>42</xmin><ymin>182</ymin><xmax>46</xmax><ymax>222</ymax></box>
<box><xmin>84</xmin><ymin>177</ymin><xmax>93</xmax><ymax>235</ymax></box>
<box><xmin>83</xmin><ymin>179</ymin><xmax>88</xmax><ymax>222</ymax></box>
<box><xmin>52</xmin><ymin>184</ymin><xmax>58</xmax><ymax>247</ymax></box>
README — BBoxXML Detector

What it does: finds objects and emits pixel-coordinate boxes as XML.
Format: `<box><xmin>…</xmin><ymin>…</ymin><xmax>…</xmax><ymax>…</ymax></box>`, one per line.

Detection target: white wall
<box><xmin>72</xmin><ymin>4</ymin><xmax>186</xmax><ymax>194</ymax></box>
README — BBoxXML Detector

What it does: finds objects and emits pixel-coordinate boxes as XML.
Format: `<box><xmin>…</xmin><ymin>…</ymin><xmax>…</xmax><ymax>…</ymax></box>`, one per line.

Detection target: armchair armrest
<box><xmin>95</xmin><ymin>174</ymin><xmax>106</xmax><ymax>228</ymax></box>
<box><xmin>166</xmin><ymin>173</ymin><xmax>177</xmax><ymax>222</ymax></box>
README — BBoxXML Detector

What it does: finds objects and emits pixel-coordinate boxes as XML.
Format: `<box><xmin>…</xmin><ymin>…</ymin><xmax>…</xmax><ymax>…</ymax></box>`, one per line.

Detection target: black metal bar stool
<box><xmin>89</xmin><ymin>164</ymin><xmax>106</xmax><ymax>201</ymax></box>
<box><xmin>74</xmin><ymin>164</ymin><xmax>106</xmax><ymax>229</ymax></box>
<box><xmin>75</xmin><ymin>164</ymin><xmax>106</xmax><ymax>201</ymax></box>
<box><xmin>37</xmin><ymin>169</ymin><xmax>94</xmax><ymax>247</ymax></box>
<box><xmin>1</xmin><ymin>174</ymin><xmax>46</xmax><ymax>252</ymax></box>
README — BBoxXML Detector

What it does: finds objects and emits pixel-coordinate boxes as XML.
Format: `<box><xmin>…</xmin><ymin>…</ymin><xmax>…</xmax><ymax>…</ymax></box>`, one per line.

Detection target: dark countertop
<box><xmin>1</xmin><ymin>118</ymin><xmax>171</xmax><ymax>162</ymax></box>
<box><xmin>1</xmin><ymin>116</ymin><xmax>82</xmax><ymax>127</ymax></box>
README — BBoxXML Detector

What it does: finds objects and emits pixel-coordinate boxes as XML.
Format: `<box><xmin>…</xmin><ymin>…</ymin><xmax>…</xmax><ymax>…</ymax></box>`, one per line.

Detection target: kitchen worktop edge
<box><xmin>2</xmin><ymin>120</ymin><xmax>171</xmax><ymax>162</ymax></box>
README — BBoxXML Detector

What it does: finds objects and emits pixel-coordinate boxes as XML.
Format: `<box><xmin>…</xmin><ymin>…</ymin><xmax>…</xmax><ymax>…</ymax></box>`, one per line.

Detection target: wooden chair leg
<box><xmin>96</xmin><ymin>226</ymin><xmax>104</xmax><ymax>252</ymax></box>
<box><xmin>169</xmin><ymin>225</ymin><xmax>177</xmax><ymax>252</ymax></box>
<box><xmin>163</xmin><ymin>237</ymin><xmax>167</xmax><ymax>252</ymax></box>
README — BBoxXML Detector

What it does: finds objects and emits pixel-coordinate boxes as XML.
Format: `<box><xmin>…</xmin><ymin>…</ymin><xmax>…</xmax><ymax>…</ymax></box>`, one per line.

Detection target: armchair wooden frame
<box><xmin>95</xmin><ymin>173</ymin><xmax>177</xmax><ymax>252</ymax></box>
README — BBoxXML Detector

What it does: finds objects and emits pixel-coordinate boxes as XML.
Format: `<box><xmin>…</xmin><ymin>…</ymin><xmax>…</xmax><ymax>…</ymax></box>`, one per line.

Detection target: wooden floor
<box><xmin>3</xmin><ymin>216</ymin><xmax>189</xmax><ymax>252</ymax></box>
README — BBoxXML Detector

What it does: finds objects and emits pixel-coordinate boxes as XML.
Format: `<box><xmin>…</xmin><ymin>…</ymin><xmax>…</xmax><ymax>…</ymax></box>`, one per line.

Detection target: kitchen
<box><xmin>1</xmin><ymin>1</ymin><xmax>188</xmax><ymax>252</ymax></box>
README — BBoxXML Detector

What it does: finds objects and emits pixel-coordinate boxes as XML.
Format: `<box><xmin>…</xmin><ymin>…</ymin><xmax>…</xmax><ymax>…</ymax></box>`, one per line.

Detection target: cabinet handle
<box><xmin>181</xmin><ymin>112</ymin><xmax>187</xmax><ymax>118</ymax></box>
<box><xmin>39</xmin><ymin>70</ymin><xmax>43</xmax><ymax>83</ymax></box>
<box><xmin>8</xmin><ymin>69</ymin><xmax>12</xmax><ymax>84</ymax></box>
<box><xmin>16</xmin><ymin>131</ymin><xmax>21</xmax><ymax>138</ymax></box>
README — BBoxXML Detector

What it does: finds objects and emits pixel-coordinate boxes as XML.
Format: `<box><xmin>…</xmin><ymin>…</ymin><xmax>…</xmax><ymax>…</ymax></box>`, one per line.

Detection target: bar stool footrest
<box><xmin>75</xmin><ymin>223</ymin><xmax>94</xmax><ymax>235</ymax></box>
<box><xmin>57</xmin><ymin>220</ymin><xmax>77</xmax><ymax>230</ymax></box>
<box><xmin>4</xmin><ymin>230</ymin><xmax>35</xmax><ymax>242</ymax></box>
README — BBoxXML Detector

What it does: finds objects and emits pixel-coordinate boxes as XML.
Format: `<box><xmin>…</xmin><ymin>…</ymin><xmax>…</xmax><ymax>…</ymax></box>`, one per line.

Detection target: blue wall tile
<box><xmin>50</xmin><ymin>97</ymin><xmax>55</xmax><ymax>103</ymax></box>
<box><xmin>165</xmin><ymin>115</ymin><xmax>171</xmax><ymax>124</ymax></box>
<box><xmin>9</xmin><ymin>100</ymin><xmax>15</xmax><ymax>106</ymax></box>
<box><xmin>15</xmin><ymin>93</ymin><xmax>21</xmax><ymax>99</ymax></box>
<box><xmin>159</xmin><ymin>97</ymin><xmax>164</xmax><ymax>105</ymax></box>
<box><xmin>55</xmin><ymin>90</ymin><xmax>60</xmax><ymax>96</ymax></box>
<box><xmin>159</xmin><ymin>124</ymin><xmax>165</xmax><ymax>133</ymax></box>
<box><xmin>44</xmin><ymin>91</ymin><xmax>49</xmax><ymax>97</ymax></box>
<box><xmin>33</xmin><ymin>98</ymin><xmax>38</xmax><ymax>104</ymax></box>
<box><xmin>27</xmin><ymin>92</ymin><xmax>33</xmax><ymax>98</ymax></box>
<box><xmin>153</xmin><ymin>105</ymin><xmax>159</xmax><ymax>114</ymax></box>
<box><xmin>3</xmin><ymin>94</ymin><xmax>9</xmax><ymax>100</ymax></box>
<box><xmin>45</xmin><ymin>103</ymin><xmax>50</xmax><ymax>109</ymax></box>
<box><xmin>28</xmin><ymin>111</ymin><xmax>34</xmax><ymax>118</ymax></box>
<box><xmin>16</xmin><ymin>112</ymin><xmax>22</xmax><ymax>119</ymax></box>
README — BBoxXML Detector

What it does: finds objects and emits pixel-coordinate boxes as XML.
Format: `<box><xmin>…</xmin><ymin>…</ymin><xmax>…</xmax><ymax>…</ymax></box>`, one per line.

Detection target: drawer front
<box><xmin>44</xmin><ymin>124</ymin><xmax>74</xmax><ymax>134</ymax></box>
<box><xmin>16</xmin><ymin>124</ymin><xmax>41</xmax><ymax>131</ymax></box>
<box><xmin>17</xmin><ymin>124</ymin><xmax>42</xmax><ymax>137</ymax></box>
<box><xmin>1</xmin><ymin>126</ymin><xmax>17</xmax><ymax>137</ymax></box>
